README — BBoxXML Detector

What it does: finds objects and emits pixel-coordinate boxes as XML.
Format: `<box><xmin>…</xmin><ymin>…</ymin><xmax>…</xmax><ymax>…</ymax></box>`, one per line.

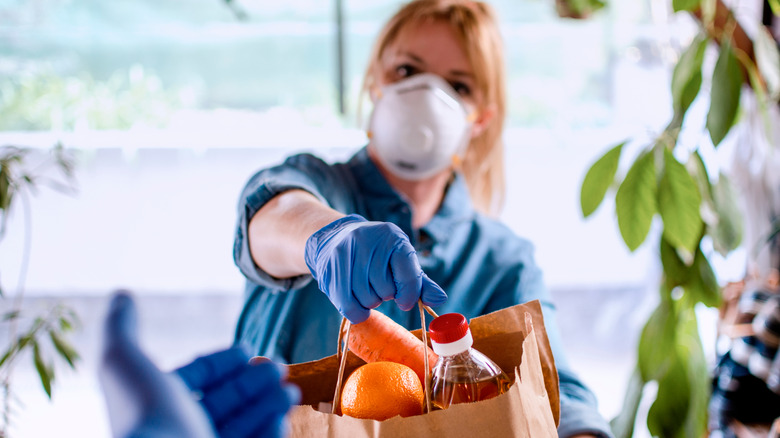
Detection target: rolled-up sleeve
<box><xmin>232</xmin><ymin>154</ymin><xmax>332</xmax><ymax>291</ymax></box>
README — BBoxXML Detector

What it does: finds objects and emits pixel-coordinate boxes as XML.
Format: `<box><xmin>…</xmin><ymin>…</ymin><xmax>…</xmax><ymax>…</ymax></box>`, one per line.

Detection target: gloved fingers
<box><xmin>324</xmin><ymin>258</ymin><xmax>371</xmax><ymax>324</ymax></box>
<box><xmin>352</xmin><ymin>286</ymin><xmax>383</xmax><ymax>310</ymax></box>
<box><xmin>201</xmin><ymin>361</ymin><xmax>287</xmax><ymax>425</ymax></box>
<box><xmin>420</xmin><ymin>273</ymin><xmax>448</xmax><ymax>307</ymax></box>
<box><xmin>340</xmin><ymin>296</ymin><xmax>371</xmax><ymax>324</ymax></box>
<box><xmin>175</xmin><ymin>347</ymin><xmax>251</xmax><ymax>392</ymax></box>
<box><xmin>367</xmin><ymin>244</ymin><xmax>398</xmax><ymax>302</ymax></box>
<box><xmin>281</xmin><ymin>381</ymin><xmax>301</xmax><ymax>406</ymax></box>
<box><xmin>388</xmin><ymin>243</ymin><xmax>424</xmax><ymax>311</ymax></box>
<box><xmin>104</xmin><ymin>290</ymin><xmax>139</xmax><ymax>346</ymax></box>
<box><xmin>214</xmin><ymin>374</ymin><xmax>299</xmax><ymax>437</ymax></box>
<box><xmin>352</xmin><ymin>259</ymin><xmax>383</xmax><ymax>310</ymax></box>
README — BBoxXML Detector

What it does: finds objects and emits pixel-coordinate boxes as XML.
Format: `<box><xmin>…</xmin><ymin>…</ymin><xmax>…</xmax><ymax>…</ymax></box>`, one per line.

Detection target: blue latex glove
<box><xmin>100</xmin><ymin>291</ymin><xmax>300</xmax><ymax>438</ymax></box>
<box><xmin>304</xmin><ymin>214</ymin><xmax>448</xmax><ymax>323</ymax></box>
<box><xmin>176</xmin><ymin>349</ymin><xmax>300</xmax><ymax>438</ymax></box>
<box><xmin>100</xmin><ymin>291</ymin><xmax>217</xmax><ymax>438</ymax></box>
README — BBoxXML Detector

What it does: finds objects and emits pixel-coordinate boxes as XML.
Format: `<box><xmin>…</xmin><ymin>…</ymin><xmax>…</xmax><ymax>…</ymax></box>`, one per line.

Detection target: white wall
<box><xmin>0</xmin><ymin>126</ymin><xmax>664</xmax><ymax>297</ymax></box>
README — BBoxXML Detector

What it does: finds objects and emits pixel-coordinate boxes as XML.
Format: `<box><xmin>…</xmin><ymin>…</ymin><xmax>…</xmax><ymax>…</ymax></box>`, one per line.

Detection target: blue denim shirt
<box><xmin>233</xmin><ymin>147</ymin><xmax>613</xmax><ymax>437</ymax></box>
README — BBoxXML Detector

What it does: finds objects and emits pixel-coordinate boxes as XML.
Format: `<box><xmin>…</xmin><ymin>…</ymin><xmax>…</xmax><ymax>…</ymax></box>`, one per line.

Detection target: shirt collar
<box><xmin>348</xmin><ymin>146</ymin><xmax>475</xmax><ymax>243</ymax></box>
<box><xmin>422</xmin><ymin>172</ymin><xmax>475</xmax><ymax>243</ymax></box>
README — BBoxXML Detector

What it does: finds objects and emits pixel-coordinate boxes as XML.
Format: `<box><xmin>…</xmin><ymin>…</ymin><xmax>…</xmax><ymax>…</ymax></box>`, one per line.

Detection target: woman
<box><xmin>233</xmin><ymin>1</ymin><xmax>612</xmax><ymax>436</ymax></box>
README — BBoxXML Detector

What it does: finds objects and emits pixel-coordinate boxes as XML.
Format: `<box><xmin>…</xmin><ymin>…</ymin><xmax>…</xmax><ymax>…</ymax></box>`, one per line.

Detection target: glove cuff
<box><xmin>304</xmin><ymin>214</ymin><xmax>368</xmax><ymax>276</ymax></box>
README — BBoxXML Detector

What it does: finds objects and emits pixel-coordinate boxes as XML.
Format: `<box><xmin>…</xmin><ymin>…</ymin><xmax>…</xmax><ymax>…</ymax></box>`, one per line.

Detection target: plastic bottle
<box><xmin>428</xmin><ymin>313</ymin><xmax>512</xmax><ymax>410</ymax></box>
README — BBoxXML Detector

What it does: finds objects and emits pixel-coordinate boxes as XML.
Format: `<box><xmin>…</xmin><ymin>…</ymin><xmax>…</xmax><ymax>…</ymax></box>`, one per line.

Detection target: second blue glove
<box><xmin>175</xmin><ymin>348</ymin><xmax>300</xmax><ymax>438</ymax></box>
<box><xmin>304</xmin><ymin>214</ymin><xmax>447</xmax><ymax>323</ymax></box>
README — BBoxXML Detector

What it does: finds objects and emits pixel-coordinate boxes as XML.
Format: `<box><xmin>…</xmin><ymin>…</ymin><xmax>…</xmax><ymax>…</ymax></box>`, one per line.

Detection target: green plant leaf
<box><xmin>708</xmin><ymin>172</ymin><xmax>743</xmax><ymax>256</ymax></box>
<box><xmin>59</xmin><ymin>316</ymin><xmax>73</xmax><ymax>331</ymax></box>
<box><xmin>647</xmin><ymin>350</ymin><xmax>691</xmax><ymax>437</ymax></box>
<box><xmin>16</xmin><ymin>333</ymin><xmax>34</xmax><ymax>352</ymax></box>
<box><xmin>743</xmin><ymin>47</ymin><xmax>771</xmax><ymax>121</ymax></box>
<box><xmin>660</xmin><ymin>237</ymin><xmax>691</xmax><ymax>288</ymax></box>
<box><xmin>678</xmin><ymin>310</ymin><xmax>710</xmax><ymax>437</ymax></box>
<box><xmin>699</xmin><ymin>0</ymin><xmax>717</xmax><ymax>25</ymax></box>
<box><xmin>684</xmin><ymin>248</ymin><xmax>721</xmax><ymax>307</ymax></box>
<box><xmin>32</xmin><ymin>341</ymin><xmax>53</xmax><ymax>399</ymax></box>
<box><xmin>658</xmin><ymin>148</ymin><xmax>703</xmax><ymax>253</ymax></box>
<box><xmin>53</xmin><ymin>143</ymin><xmax>76</xmax><ymax>180</ymax></box>
<box><xmin>0</xmin><ymin>165</ymin><xmax>13</xmax><ymax>212</ymax></box>
<box><xmin>581</xmin><ymin>142</ymin><xmax>625</xmax><ymax>218</ymax></box>
<box><xmin>671</xmin><ymin>34</ymin><xmax>707</xmax><ymax>115</ymax></box>
<box><xmin>769</xmin><ymin>0</ymin><xmax>780</xmax><ymax>15</ymax></box>
<box><xmin>61</xmin><ymin>306</ymin><xmax>81</xmax><ymax>331</ymax></box>
<box><xmin>688</xmin><ymin>152</ymin><xmax>724</xmax><ymax>254</ymax></box>
<box><xmin>672</xmin><ymin>0</ymin><xmax>701</xmax><ymax>12</ymax></box>
<box><xmin>616</xmin><ymin>151</ymin><xmax>657</xmax><ymax>251</ymax></box>
<box><xmin>707</xmin><ymin>43</ymin><xmax>743</xmax><ymax>147</ymax></box>
<box><xmin>0</xmin><ymin>343</ymin><xmax>19</xmax><ymax>368</ymax></box>
<box><xmin>688</xmin><ymin>151</ymin><xmax>716</xmax><ymax>227</ymax></box>
<box><xmin>609</xmin><ymin>366</ymin><xmax>645</xmax><ymax>438</ymax></box>
<box><xmin>638</xmin><ymin>299</ymin><xmax>677</xmax><ymax>382</ymax></box>
<box><xmin>49</xmin><ymin>330</ymin><xmax>79</xmax><ymax>369</ymax></box>
<box><xmin>556</xmin><ymin>0</ymin><xmax>606</xmax><ymax>18</ymax></box>
<box><xmin>689</xmin><ymin>151</ymin><xmax>712</xmax><ymax>201</ymax></box>
<box><xmin>755</xmin><ymin>20</ymin><xmax>780</xmax><ymax>101</ymax></box>
<box><xmin>2</xmin><ymin>310</ymin><xmax>21</xmax><ymax>321</ymax></box>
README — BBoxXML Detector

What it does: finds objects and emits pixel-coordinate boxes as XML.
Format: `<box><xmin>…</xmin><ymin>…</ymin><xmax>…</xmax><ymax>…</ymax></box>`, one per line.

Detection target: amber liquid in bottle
<box><xmin>430</xmin><ymin>349</ymin><xmax>512</xmax><ymax>410</ymax></box>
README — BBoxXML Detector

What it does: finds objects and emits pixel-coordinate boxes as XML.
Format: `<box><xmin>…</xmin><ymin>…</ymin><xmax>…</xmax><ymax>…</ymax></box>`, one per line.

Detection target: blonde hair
<box><xmin>362</xmin><ymin>0</ymin><xmax>507</xmax><ymax>217</ymax></box>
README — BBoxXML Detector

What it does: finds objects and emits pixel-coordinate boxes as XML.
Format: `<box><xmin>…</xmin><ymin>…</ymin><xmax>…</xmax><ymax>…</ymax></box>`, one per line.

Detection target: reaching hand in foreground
<box><xmin>305</xmin><ymin>214</ymin><xmax>448</xmax><ymax>323</ymax></box>
<box><xmin>176</xmin><ymin>347</ymin><xmax>300</xmax><ymax>438</ymax></box>
<box><xmin>100</xmin><ymin>290</ymin><xmax>299</xmax><ymax>438</ymax></box>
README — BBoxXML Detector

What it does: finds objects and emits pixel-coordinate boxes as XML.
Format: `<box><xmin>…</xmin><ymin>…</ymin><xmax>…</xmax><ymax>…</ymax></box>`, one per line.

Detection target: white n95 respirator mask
<box><xmin>367</xmin><ymin>73</ymin><xmax>473</xmax><ymax>181</ymax></box>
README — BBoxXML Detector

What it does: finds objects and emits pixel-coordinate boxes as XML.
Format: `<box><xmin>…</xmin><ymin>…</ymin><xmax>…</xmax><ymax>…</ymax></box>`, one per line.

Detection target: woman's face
<box><xmin>377</xmin><ymin>20</ymin><xmax>484</xmax><ymax>111</ymax></box>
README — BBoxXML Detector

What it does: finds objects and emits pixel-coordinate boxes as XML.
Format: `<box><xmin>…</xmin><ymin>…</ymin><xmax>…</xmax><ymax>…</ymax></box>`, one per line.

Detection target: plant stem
<box><xmin>2</xmin><ymin>186</ymin><xmax>32</xmax><ymax>437</ymax></box>
<box><xmin>693</xmin><ymin>0</ymin><xmax>758</xmax><ymax>86</ymax></box>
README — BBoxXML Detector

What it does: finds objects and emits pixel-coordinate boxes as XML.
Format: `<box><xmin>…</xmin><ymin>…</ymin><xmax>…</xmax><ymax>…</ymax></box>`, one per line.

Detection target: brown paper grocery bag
<box><xmin>284</xmin><ymin>300</ymin><xmax>559</xmax><ymax>437</ymax></box>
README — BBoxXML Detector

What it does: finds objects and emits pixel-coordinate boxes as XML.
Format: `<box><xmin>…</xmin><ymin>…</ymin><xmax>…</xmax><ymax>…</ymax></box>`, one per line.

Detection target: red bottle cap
<box><xmin>428</xmin><ymin>313</ymin><xmax>469</xmax><ymax>344</ymax></box>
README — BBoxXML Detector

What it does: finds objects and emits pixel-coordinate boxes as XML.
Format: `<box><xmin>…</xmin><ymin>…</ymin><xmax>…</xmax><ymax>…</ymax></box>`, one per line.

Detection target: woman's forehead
<box><xmin>384</xmin><ymin>20</ymin><xmax>471</xmax><ymax>69</ymax></box>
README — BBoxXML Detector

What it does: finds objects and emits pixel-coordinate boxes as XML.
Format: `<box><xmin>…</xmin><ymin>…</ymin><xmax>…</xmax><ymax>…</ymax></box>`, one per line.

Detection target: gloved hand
<box><xmin>100</xmin><ymin>290</ymin><xmax>300</xmax><ymax>438</ymax></box>
<box><xmin>304</xmin><ymin>214</ymin><xmax>448</xmax><ymax>323</ymax></box>
<box><xmin>175</xmin><ymin>348</ymin><xmax>300</xmax><ymax>438</ymax></box>
<box><xmin>100</xmin><ymin>290</ymin><xmax>217</xmax><ymax>438</ymax></box>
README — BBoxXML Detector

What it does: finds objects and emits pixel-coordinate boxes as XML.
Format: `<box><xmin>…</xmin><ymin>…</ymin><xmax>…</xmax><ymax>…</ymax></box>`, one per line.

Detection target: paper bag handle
<box><xmin>331</xmin><ymin>301</ymin><xmax>439</xmax><ymax>415</ymax></box>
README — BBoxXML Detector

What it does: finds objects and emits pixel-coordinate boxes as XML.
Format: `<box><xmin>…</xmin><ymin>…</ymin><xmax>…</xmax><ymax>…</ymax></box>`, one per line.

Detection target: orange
<box><xmin>340</xmin><ymin>361</ymin><xmax>425</xmax><ymax>421</ymax></box>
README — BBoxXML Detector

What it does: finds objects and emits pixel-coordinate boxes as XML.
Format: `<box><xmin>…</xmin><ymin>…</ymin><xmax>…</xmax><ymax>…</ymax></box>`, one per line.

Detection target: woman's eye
<box><xmin>395</xmin><ymin>64</ymin><xmax>418</xmax><ymax>78</ymax></box>
<box><xmin>451</xmin><ymin>82</ymin><xmax>471</xmax><ymax>97</ymax></box>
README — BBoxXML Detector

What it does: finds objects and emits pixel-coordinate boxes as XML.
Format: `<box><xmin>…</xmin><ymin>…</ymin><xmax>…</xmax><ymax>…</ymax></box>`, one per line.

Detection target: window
<box><xmin>1</xmin><ymin>0</ymin><xmax>685</xmax><ymax>135</ymax></box>
<box><xmin>0</xmin><ymin>0</ymin><xmax>696</xmax><ymax>294</ymax></box>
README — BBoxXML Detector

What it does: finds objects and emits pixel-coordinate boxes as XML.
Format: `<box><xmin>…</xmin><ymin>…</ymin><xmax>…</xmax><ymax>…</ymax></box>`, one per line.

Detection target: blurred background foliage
<box><xmin>0</xmin><ymin>66</ymin><xmax>182</xmax><ymax>131</ymax></box>
<box><xmin>0</xmin><ymin>0</ymin><xmax>664</xmax><ymax>133</ymax></box>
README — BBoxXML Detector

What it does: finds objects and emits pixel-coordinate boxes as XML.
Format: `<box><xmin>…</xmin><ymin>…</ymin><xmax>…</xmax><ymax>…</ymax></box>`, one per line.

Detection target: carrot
<box><xmin>347</xmin><ymin>309</ymin><xmax>438</xmax><ymax>384</ymax></box>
